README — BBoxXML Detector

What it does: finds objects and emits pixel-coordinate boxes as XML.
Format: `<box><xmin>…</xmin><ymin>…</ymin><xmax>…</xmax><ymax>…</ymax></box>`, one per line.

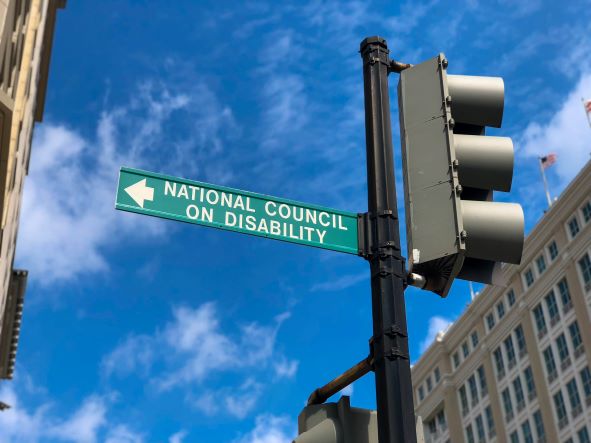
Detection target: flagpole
<box><xmin>539</xmin><ymin>157</ymin><xmax>553</xmax><ymax>208</ymax></box>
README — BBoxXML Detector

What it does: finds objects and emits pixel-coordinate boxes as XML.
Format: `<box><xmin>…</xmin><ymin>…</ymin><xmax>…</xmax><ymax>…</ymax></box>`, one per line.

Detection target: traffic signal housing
<box><xmin>293</xmin><ymin>396</ymin><xmax>377</xmax><ymax>443</ymax></box>
<box><xmin>398</xmin><ymin>54</ymin><xmax>524</xmax><ymax>297</ymax></box>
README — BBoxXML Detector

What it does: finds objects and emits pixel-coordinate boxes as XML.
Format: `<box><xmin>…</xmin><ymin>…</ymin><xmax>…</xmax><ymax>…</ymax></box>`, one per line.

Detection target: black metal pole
<box><xmin>360</xmin><ymin>36</ymin><xmax>417</xmax><ymax>443</ymax></box>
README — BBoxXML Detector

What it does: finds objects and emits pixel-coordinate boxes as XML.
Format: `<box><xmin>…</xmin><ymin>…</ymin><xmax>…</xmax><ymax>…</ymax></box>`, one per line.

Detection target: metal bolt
<box><xmin>445</xmin><ymin>95</ymin><xmax>452</xmax><ymax>105</ymax></box>
<box><xmin>452</xmin><ymin>159</ymin><xmax>459</xmax><ymax>169</ymax></box>
<box><xmin>441</xmin><ymin>58</ymin><xmax>448</xmax><ymax>68</ymax></box>
<box><xmin>456</xmin><ymin>184</ymin><xmax>463</xmax><ymax>194</ymax></box>
<box><xmin>448</xmin><ymin>118</ymin><xmax>455</xmax><ymax>129</ymax></box>
<box><xmin>460</xmin><ymin>230</ymin><xmax>468</xmax><ymax>240</ymax></box>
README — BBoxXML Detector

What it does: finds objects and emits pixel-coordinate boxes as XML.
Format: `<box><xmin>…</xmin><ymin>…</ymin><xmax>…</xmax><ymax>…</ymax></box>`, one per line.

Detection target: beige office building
<box><xmin>0</xmin><ymin>0</ymin><xmax>66</xmax><ymax>380</ymax></box>
<box><xmin>413</xmin><ymin>160</ymin><xmax>591</xmax><ymax>443</ymax></box>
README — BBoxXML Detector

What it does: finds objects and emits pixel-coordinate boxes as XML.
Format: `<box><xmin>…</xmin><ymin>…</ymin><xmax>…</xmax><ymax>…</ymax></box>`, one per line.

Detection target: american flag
<box><xmin>540</xmin><ymin>153</ymin><xmax>557</xmax><ymax>169</ymax></box>
<box><xmin>585</xmin><ymin>99</ymin><xmax>591</xmax><ymax>127</ymax></box>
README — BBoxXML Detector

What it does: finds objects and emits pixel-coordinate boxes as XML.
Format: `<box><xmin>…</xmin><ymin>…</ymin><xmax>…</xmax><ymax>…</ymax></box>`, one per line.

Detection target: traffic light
<box><xmin>398</xmin><ymin>54</ymin><xmax>524</xmax><ymax>297</ymax></box>
<box><xmin>293</xmin><ymin>396</ymin><xmax>377</xmax><ymax>443</ymax></box>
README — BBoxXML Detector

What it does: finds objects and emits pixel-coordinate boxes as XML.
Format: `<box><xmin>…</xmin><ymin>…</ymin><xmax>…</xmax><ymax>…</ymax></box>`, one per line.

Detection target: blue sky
<box><xmin>1</xmin><ymin>0</ymin><xmax>591</xmax><ymax>442</ymax></box>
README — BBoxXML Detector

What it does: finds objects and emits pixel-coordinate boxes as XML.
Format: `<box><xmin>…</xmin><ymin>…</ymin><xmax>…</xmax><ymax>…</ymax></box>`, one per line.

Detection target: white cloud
<box><xmin>168</xmin><ymin>430</ymin><xmax>188</xmax><ymax>443</ymax></box>
<box><xmin>193</xmin><ymin>391</ymin><xmax>219</xmax><ymax>416</ymax></box>
<box><xmin>192</xmin><ymin>379</ymin><xmax>264</xmax><ymax>420</ymax></box>
<box><xmin>0</xmin><ymin>383</ymin><xmax>136</xmax><ymax>443</ymax></box>
<box><xmin>102</xmin><ymin>303</ymin><xmax>296</xmax><ymax>418</ymax></box>
<box><xmin>340</xmin><ymin>383</ymin><xmax>354</xmax><ymax>397</ymax></box>
<box><xmin>233</xmin><ymin>414</ymin><xmax>295</xmax><ymax>443</ymax></box>
<box><xmin>310</xmin><ymin>271</ymin><xmax>367</xmax><ymax>292</ymax></box>
<box><xmin>17</xmin><ymin>78</ymin><xmax>237</xmax><ymax>285</ymax></box>
<box><xmin>50</xmin><ymin>396</ymin><xmax>107</xmax><ymax>443</ymax></box>
<box><xmin>224</xmin><ymin>379</ymin><xmax>264</xmax><ymax>419</ymax></box>
<box><xmin>158</xmin><ymin>306</ymin><xmax>290</xmax><ymax>390</ymax></box>
<box><xmin>0</xmin><ymin>383</ymin><xmax>48</xmax><ymax>442</ymax></box>
<box><xmin>104</xmin><ymin>425</ymin><xmax>144</xmax><ymax>443</ymax></box>
<box><xmin>273</xmin><ymin>356</ymin><xmax>299</xmax><ymax>379</ymax></box>
<box><xmin>101</xmin><ymin>334</ymin><xmax>154</xmax><ymax>379</ymax></box>
<box><xmin>518</xmin><ymin>72</ymin><xmax>591</xmax><ymax>188</ymax></box>
<box><xmin>419</xmin><ymin>316</ymin><xmax>453</xmax><ymax>354</ymax></box>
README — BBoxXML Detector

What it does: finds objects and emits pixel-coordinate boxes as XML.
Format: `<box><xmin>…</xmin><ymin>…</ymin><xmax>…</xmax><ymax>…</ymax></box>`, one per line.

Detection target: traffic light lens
<box><xmin>448</xmin><ymin>75</ymin><xmax>504</xmax><ymax>128</ymax></box>
<box><xmin>461</xmin><ymin>200</ymin><xmax>524</xmax><ymax>264</ymax></box>
<box><xmin>454</xmin><ymin>134</ymin><xmax>514</xmax><ymax>192</ymax></box>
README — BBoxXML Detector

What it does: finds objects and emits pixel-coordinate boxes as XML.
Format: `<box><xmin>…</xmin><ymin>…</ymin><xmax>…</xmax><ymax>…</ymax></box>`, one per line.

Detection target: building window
<box><xmin>418</xmin><ymin>386</ymin><xmax>424</xmax><ymax>401</ymax></box>
<box><xmin>545</xmin><ymin>290</ymin><xmax>560</xmax><ymax>326</ymax></box>
<box><xmin>558</xmin><ymin>278</ymin><xmax>572</xmax><ymax>312</ymax></box>
<box><xmin>507</xmin><ymin>288</ymin><xmax>516</xmax><ymax>306</ymax></box>
<box><xmin>515</xmin><ymin>325</ymin><xmax>527</xmax><ymax>357</ymax></box>
<box><xmin>502</xmin><ymin>388</ymin><xmax>513</xmax><ymax>421</ymax></box>
<box><xmin>568</xmin><ymin>321</ymin><xmax>583</xmax><ymax>356</ymax></box>
<box><xmin>580</xmin><ymin>366</ymin><xmax>591</xmax><ymax>400</ymax></box>
<box><xmin>524</xmin><ymin>366</ymin><xmax>536</xmax><ymax>400</ymax></box>
<box><xmin>453</xmin><ymin>352</ymin><xmax>460</xmax><ymax>369</ymax></box>
<box><xmin>568</xmin><ymin>216</ymin><xmax>580</xmax><ymax>238</ymax></box>
<box><xmin>437</xmin><ymin>409</ymin><xmax>446</xmax><ymax>431</ymax></box>
<box><xmin>497</xmin><ymin>301</ymin><xmax>506</xmax><ymax>319</ymax></box>
<box><xmin>521</xmin><ymin>419</ymin><xmax>533</xmax><ymax>443</ymax></box>
<box><xmin>494</xmin><ymin>347</ymin><xmax>505</xmax><ymax>379</ymax></box>
<box><xmin>536</xmin><ymin>254</ymin><xmax>546</xmax><ymax>274</ymax></box>
<box><xmin>579</xmin><ymin>426</ymin><xmax>591</xmax><ymax>443</ymax></box>
<box><xmin>553</xmin><ymin>391</ymin><xmax>568</xmax><ymax>429</ymax></box>
<box><xmin>466</xmin><ymin>424</ymin><xmax>475</xmax><ymax>443</ymax></box>
<box><xmin>434</xmin><ymin>367</ymin><xmax>440</xmax><ymax>383</ymax></box>
<box><xmin>548</xmin><ymin>240</ymin><xmax>559</xmax><ymax>261</ymax></box>
<box><xmin>468</xmin><ymin>375</ymin><xmax>478</xmax><ymax>407</ymax></box>
<box><xmin>543</xmin><ymin>346</ymin><xmax>557</xmax><ymax>381</ymax></box>
<box><xmin>582</xmin><ymin>200</ymin><xmax>591</xmax><ymax>223</ymax></box>
<box><xmin>533</xmin><ymin>410</ymin><xmax>545</xmax><ymax>442</ymax></box>
<box><xmin>459</xmin><ymin>385</ymin><xmax>469</xmax><ymax>415</ymax></box>
<box><xmin>462</xmin><ymin>342</ymin><xmax>469</xmax><ymax>358</ymax></box>
<box><xmin>566</xmin><ymin>378</ymin><xmax>582</xmax><ymax>417</ymax></box>
<box><xmin>475</xmin><ymin>415</ymin><xmax>485</xmax><ymax>443</ymax></box>
<box><xmin>471</xmin><ymin>331</ymin><xmax>479</xmax><ymax>348</ymax></box>
<box><xmin>485</xmin><ymin>405</ymin><xmax>495</xmax><ymax>438</ymax></box>
<box><xmin>486</xmin><ymin>313</ymin><xmax>495</xmax><ymax>331</ymax></box>
<box><xmin>556</xmin><ymin>334</ymin><xmax>571</xmax><ymax>367</ymax></box>
<box><xmin>477</xmin><ymin>365</ymin><xmax>487</xmax><ymax>397</ymax></box>
<box><xmin>579</xmin><ymin>253</ymin><xmax>591</xmax><ymax>292</ymax></box>
<box><xmin>533</xmin><ymin>304</ymin><xmax>547</xmax><ymax>337</ymax></box>
<box><xmin>504</xmin><ymin>336</ymin><xmax>516</xmax><ymax>369</ymax></box>
<box><xmin>513</xmin><ymin>375</ymin><xmax>526</xmax><ymax>412</ymax></box>
<box><xmin>524</xmin><ymin>268</ymin><xmax>535</xmax><ymax>288</ymax></box>
<box><xmin>510</xmin><ymin>431</ymin><xmax>519</xmax><ymax>443</ymax></box>
<box><xmin>426</xmin><ymin>375</ymin><xmax>432</xmax><ymax>392</ymax></box>
<box><xmin>428</xmin><ymin>420</ymin><xmax>438</xmax><ymax>438</ymax></box>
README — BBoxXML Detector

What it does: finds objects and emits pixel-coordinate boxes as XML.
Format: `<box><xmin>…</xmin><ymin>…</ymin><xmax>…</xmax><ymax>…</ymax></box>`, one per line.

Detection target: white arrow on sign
<box><xmin>124</xmin><ymin>179</ymin><xmax>154</xmax><ymax>208</ymax></box>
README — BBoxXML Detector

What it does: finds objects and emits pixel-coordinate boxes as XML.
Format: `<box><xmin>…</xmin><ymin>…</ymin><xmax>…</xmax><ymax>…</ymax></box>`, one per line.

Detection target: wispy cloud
<box><xmin>232</xmin><ymin>414</ymin><xmax>295</xmax><ymax>443</ymax></box>
<box><xmin>310</xmin><ymin>271</ymin><xmax>367</xmax><ymax>292</ymax></box>
<box><xmin>518</xmin><ymin>72</ymin><xmax>591</xmax><ymax>188</ymax></box>
<box><xmin>0</xmin><ymin>383</ymin><xmax>147</xmax><ymax>443</ymax></box>
<box><xmin>419</xmin><ymin>316</ymin><xmax>452</xmax><ymax>354</ymax></box>
<box><xmin>168</xmin><ymin>430</ymin><xmax>188</xmax><ymax>443</ymax></box>
<box><xmin>102</xmin><ymin>303</ymin><xmax>297</xmax><ymax>418</ymax></box>
<box><xmin>273</xmin><ymin>356</ymin><xmax>299</xmax><ymax>379</ymax></box>
<box><xmin>340</xmin><ymin>383</ymin><xmax>354</xmax><ymax>397</ymax></box>
<box><xmin>17</xmin><ymin>76</ymin><xmax>237</xmax><ymax>286</ymax></box>
<box><xmin>104</xmin><ymin>425</ymin><xmax>144</xmax><ymax>443</ymax></box>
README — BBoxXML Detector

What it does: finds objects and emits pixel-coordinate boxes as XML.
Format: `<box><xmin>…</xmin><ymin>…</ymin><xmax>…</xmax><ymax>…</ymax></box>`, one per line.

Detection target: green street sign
<box><xmin>115</xmin><ymin>167</ymin><xmax>359</xmax><ymax>254</ymax></box>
